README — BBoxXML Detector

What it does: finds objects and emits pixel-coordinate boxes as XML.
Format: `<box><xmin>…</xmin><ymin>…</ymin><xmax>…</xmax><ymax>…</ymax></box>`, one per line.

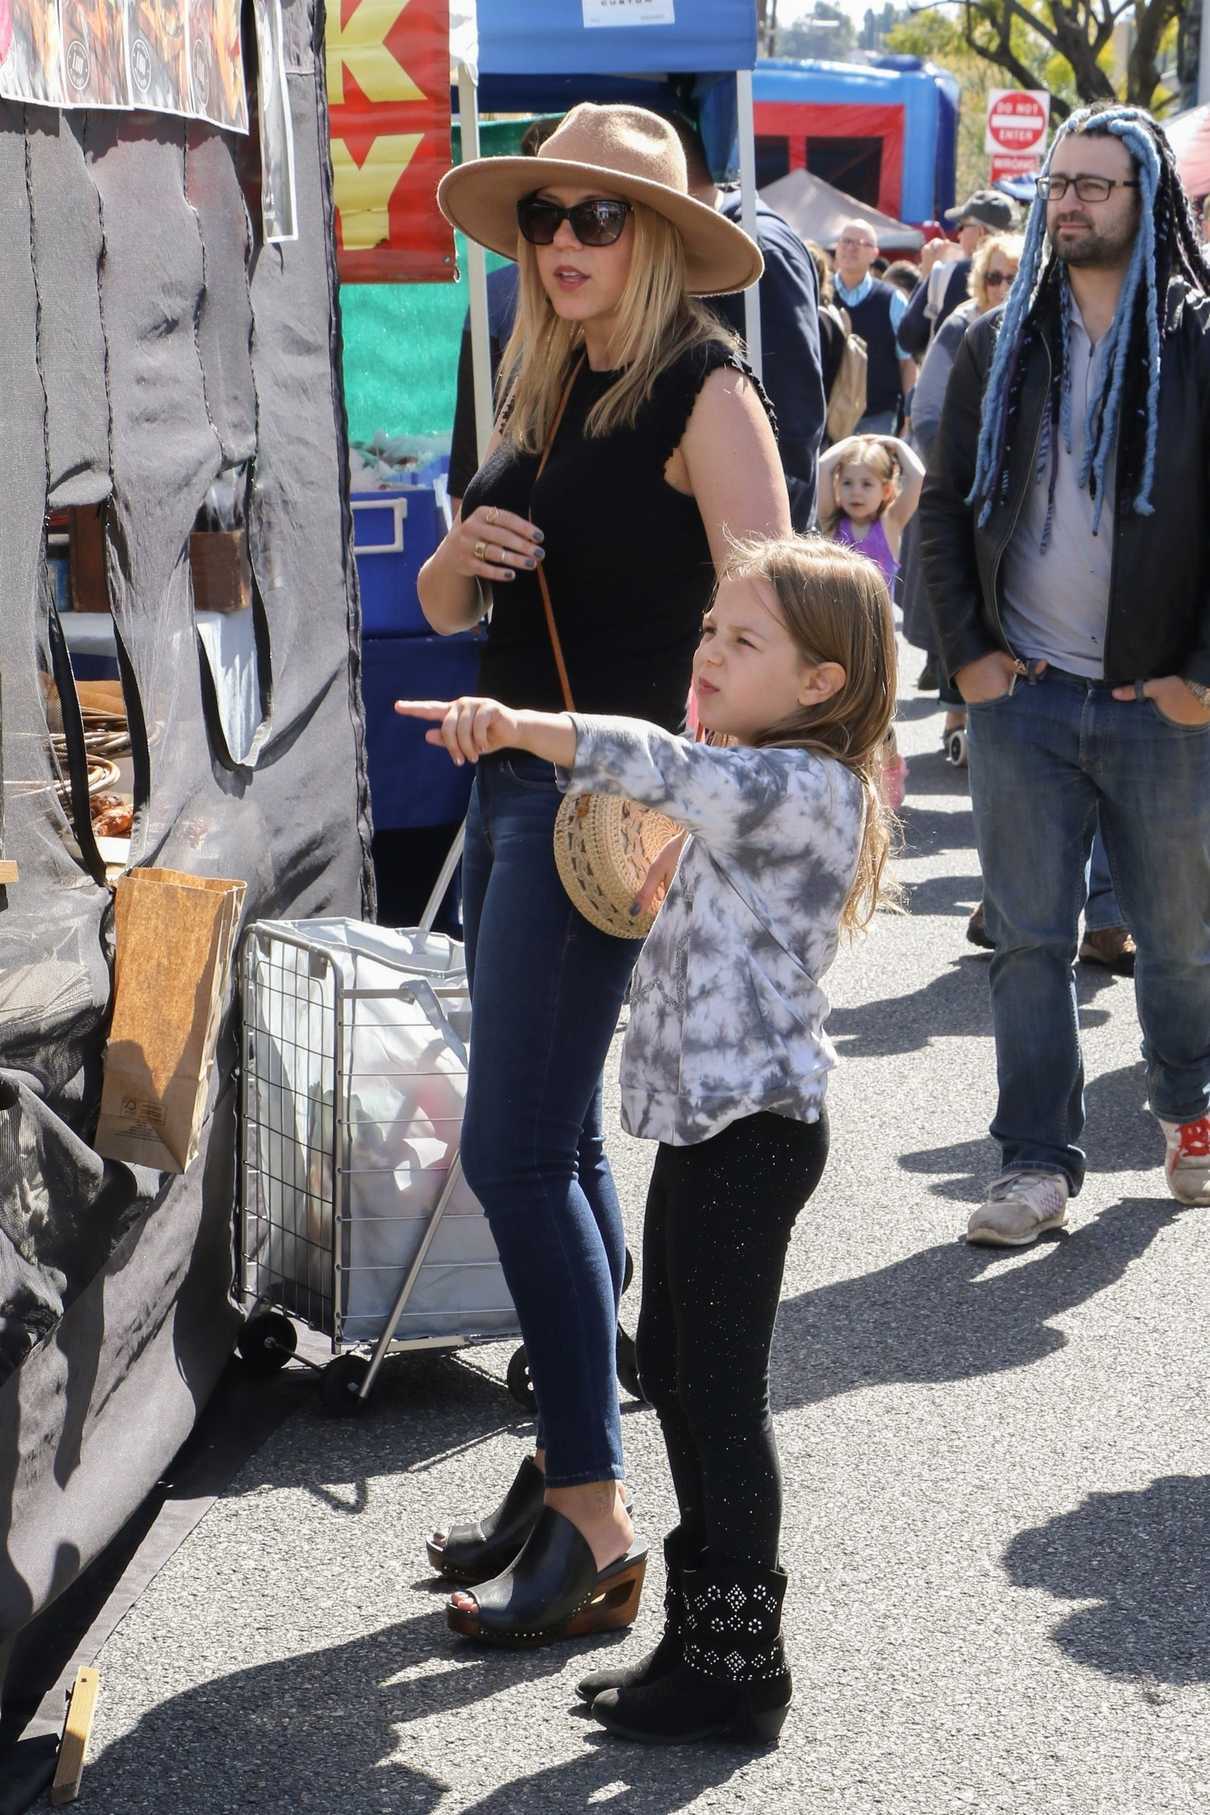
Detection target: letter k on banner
<box><xmin>326</xmin><ymin>0</ymin><xmax>455</xmax><ymax>281</ymax></box>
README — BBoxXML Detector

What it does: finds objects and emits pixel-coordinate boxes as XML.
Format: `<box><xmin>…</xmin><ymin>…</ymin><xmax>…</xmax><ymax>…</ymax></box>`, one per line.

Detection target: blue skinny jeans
<box><xmin>967</xmin><ymin>666</ymin><xmax>1210</xmax><ymax>1193</ymax></box>
<box><xmin>460</xmin><ymin>752</ymin><xmax>637</xmax><ymax>1487</ymax></box>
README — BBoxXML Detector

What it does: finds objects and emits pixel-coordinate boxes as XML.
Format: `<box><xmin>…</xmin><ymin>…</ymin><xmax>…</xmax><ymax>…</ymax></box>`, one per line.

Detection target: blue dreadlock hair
<box><xmin>968</xmin><ymin>103</ymin><xmax>1209</xmax><ymax>539</ymax></box>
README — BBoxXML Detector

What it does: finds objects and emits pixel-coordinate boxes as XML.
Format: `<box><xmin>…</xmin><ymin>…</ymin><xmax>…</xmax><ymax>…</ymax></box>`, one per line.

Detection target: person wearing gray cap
<box><xmin>899</xmin><ymin>188</ymin><xmax>1017</xmax><ymax>358</ymax></box>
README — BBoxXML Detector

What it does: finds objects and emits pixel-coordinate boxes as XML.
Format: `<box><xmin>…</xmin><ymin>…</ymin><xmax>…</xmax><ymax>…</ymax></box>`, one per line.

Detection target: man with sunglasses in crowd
<box><xmin>920</xmin><ymin>104</ymin><xmax>1210</xmax><ymax>1246</ymax></box>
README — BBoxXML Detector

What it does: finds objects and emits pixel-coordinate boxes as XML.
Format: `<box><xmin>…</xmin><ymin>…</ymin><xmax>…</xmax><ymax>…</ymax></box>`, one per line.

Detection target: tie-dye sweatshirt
<box><xmin>561</xmin><ymin>715</ymin><xmax>865</xmax><ymax>1146</ymax></box>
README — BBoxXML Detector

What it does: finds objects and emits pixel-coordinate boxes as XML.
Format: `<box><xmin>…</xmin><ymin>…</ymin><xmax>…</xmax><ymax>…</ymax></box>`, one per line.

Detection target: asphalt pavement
<box><xmin>60</xmin><ymin>679</ymin><xmax>1210</xmax><ymax>1813</ymax></box>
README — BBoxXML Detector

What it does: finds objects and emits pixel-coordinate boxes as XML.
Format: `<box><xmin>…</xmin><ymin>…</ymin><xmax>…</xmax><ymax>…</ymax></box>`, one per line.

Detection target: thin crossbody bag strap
<box><xmin>530</xmin><ymin>356</ymin><xmax>586</xmax><ymax>716</ymax></box>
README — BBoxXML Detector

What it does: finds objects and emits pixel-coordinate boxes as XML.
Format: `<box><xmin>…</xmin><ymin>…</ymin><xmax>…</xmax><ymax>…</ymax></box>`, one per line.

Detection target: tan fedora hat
<box><xmin>437</xmin><ymin>102</ymin><xmax>763</xmax><ymax>297</ymax></box>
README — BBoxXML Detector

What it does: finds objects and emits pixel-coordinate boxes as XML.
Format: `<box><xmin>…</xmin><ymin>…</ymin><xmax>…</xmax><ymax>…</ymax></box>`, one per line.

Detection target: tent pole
<box><xmin>736</xmin><ymin>68</ymin><xmax>762</xmax><ymax>379</ymax></box>
<box><xmin>456</xmin><ymin>59</ymin><xmax>493</xmax><ymax>469</ymax></box>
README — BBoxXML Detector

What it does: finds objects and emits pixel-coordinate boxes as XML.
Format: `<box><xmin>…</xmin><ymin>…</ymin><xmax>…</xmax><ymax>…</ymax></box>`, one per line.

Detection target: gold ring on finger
<box><xmin>474</xmin><ymin>539</ymin><xmax>487</xmax><ymax>561</ymax></box>
<box><xmin>486</xmin><ymin>507</ymin><xmax>499</xmax><ymax>526</ymax></box>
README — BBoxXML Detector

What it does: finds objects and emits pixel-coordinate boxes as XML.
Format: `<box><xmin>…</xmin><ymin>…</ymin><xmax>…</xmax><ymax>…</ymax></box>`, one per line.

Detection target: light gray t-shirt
<box><xmin>1000</xmin><ymin>307</ymin><xmax>1117</xmax><ymax>679</ymax></box>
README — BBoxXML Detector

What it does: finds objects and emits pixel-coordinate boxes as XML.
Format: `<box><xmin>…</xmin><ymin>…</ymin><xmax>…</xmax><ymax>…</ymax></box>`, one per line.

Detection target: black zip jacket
<box><xmin>918</xmin><ymin>276</ymin><xmax>1210</xmax><ymax>689</ymax></box>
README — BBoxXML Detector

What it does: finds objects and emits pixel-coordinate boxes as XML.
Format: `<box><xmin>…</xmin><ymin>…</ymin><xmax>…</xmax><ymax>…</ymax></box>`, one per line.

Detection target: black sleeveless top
<box><xmin>461</xmin><ymin>341</ymin><xmax>775</xmax><ymax>732</ymax></box>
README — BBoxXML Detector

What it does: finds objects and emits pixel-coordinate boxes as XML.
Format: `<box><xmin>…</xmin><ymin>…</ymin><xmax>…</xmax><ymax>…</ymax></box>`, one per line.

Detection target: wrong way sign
<box><xmin>985</xmin><ymin>88</ymin><xmax>1050</xmax><ymax>156</ymax></box>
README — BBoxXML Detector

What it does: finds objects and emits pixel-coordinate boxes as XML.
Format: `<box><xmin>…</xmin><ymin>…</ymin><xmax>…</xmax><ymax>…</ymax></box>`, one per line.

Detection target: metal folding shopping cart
<box><xmin>236</xmin><ymin>846</ymin><xmax>638</xmax><ymax>1415</ymax></box>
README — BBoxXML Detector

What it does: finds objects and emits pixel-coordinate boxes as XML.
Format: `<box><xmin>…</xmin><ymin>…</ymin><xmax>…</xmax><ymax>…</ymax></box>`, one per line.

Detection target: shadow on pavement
<box><xmin>76</xmin><ymin>1611</ymin><xmax>748</xmax><ymax>1815</ymax></box>
<box><xmin>829</xmin><ymin>957</ymin><xmax>1001</xmax><ymax>1057</ymax></box>
<box><xmin>901</xmin><ymin>1054</ymin><xmax>1159</xmax><ymax>1201</ymax></box>
<box><xmin>893</xmin><ymin>694</ymin><xmax>945</xmax><ymax>724</ymax></box>
<box><xmin>1003</xmin><ymin>1474</ymin><xmax>1210</xmax><ymax>1685</ymax></box>
<box><xmin>897</xmin><ymin>803</ymin><xmax>975</xmax><ymax>855</ymax></box>
<box><xmin>833</xmin><ymin>948</ymin><xmax>1125</xmax><ymax>1062</ymax></box>
<box><xmin>774</xmin><ymin>1198</ymin><xmax>1176</xmax><ymax>1404</ymax></box>
<box><xmin>904</xmin><ymin>872</ymin><xmax>984</xmax><ymax>918</ymax></box>
<box><xmin>457</xmin><ymin>1727</ymin><xmax>752</xmax><ymax>1813</ymax></box>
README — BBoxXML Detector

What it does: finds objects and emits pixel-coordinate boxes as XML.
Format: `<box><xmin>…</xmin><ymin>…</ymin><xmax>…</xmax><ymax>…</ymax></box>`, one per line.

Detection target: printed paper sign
<box><xmin>0</xmin><ymin>0</ymin><xmax>248</xmax><ymax>130</ymax></box>
<box><xmin>583</xmin><ymin>0</ymin><xmax>675</xmax><ymax>27</ymax></box>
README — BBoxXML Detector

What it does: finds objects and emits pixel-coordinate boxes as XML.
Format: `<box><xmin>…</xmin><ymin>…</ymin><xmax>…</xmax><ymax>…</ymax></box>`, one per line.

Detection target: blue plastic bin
<box><xmin>352</xmin><ymin>484</ymin><xmax>446</xmax><ymax>638</ymax></box>
<box><xmin>361</xmin><ymin>630</ymin><xmax>482</xmax><ymax>830</ymax></box>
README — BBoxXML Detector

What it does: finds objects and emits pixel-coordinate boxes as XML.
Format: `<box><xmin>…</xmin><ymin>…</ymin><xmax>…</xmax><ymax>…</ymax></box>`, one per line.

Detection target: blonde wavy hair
<box><xmin>722</xmin><ymin>534</ymin><xmax>902</xmax><ymax>932</ymax></box>
<box><xmin>969</xmin><ymin>231</ymin><xmax>1024</xmax><ymax>313</ymax></box>
<box><xmin>497</xmin><ymin>200</ymin><xmax>737</xmax><ymax>450</ymax></box>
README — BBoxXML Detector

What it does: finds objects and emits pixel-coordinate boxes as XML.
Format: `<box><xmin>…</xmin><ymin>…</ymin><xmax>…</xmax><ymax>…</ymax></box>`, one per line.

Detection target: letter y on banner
<box><xmin>326</xmin><ymin>0</ymin><xmax>455</xmax><ymax>282</ymax></box>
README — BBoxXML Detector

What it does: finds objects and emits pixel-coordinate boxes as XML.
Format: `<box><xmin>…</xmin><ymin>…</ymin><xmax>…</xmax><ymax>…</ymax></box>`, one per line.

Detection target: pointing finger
<box><xmin>395</xmin><ymin>696</ymin><xmax>451</xmax><ymax>718</ymax></box>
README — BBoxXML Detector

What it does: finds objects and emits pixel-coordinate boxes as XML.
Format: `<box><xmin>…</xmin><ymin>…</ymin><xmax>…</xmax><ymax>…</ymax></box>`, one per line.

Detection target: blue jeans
<box><xmin>967</xmin><ymin>667</ymin><xmax>1210</xmax><ymax>1193</ymax></box>
<box><xmin>460</xmin><ymin>752</ymin><xmax>637</xmax><ymax>1486</ymax></box>
<box><xmin>1085</xmin><ymin>824</ymin><xmax>1124</xmax><ymax>933</ymax></box>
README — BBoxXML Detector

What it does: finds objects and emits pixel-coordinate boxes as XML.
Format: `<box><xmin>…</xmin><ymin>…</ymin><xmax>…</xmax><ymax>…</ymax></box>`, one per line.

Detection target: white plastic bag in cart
<box><xmin>242</xmin><ymin>917</ymin><xmax>517</xmax><ymax>1346</ymax></box>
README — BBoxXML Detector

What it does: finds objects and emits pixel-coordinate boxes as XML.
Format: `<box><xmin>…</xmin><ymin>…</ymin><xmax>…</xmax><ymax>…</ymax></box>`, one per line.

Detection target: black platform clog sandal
<box><xmin>446</xmin><ymin>1507</ymin><xmax>647</xmax><ymax>1649</ymax></box>
<box><xmin>425</xmin><ymin>1455</ymin><xmax>546</xmax><ymax>1586</ymax></box>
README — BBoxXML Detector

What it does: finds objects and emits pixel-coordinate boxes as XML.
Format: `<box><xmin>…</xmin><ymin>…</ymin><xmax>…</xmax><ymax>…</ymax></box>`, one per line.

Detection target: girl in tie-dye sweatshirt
<box><xmin>398</xmin><ymin>534</ymin><xmax>898</xmax><ymax>1747</ymax></box>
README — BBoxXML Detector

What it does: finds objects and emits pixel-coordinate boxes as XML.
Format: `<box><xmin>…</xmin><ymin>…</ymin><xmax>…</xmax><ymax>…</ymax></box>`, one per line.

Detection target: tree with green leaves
<box><xmin>890</xmin><ymin>0</ymin><xmax>1182</xmax><ymax>121</ymax></box>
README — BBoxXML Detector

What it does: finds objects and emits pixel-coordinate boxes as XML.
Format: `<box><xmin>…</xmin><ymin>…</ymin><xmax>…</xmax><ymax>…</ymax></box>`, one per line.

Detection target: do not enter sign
<box><xmin>985</xmin><ymin>88</ymin><xmax>1050</xmax><ymax>157</ymax></box>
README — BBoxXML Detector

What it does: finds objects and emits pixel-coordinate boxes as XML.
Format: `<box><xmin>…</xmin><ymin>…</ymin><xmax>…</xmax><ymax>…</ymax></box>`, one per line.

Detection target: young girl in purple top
<box><xmin>819</xmin><ymin>433</ymin><xmax>924</xmax><ymax>588</ymax></box>
<box><xmin>819</xmin><ymin>434</ymin><xmax>923</xmax><ymax>807</ymax></box>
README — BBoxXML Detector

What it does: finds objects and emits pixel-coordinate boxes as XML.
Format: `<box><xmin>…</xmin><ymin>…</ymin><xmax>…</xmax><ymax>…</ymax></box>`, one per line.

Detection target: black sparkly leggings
<box><xmin>635</xmin><ymin>1109</ymin><xmax>829</xmax><ymax>1570</ymax></box>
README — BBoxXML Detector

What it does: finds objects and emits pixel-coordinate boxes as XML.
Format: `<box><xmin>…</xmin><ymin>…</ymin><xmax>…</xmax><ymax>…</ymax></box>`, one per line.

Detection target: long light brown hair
<box><xmin>722</xmin><ymin>535</ymin><xmax>901</xmax><ymax>932</ymax></box>
<box><xmin>818</xmin><ymin>437</ymin><xmax>901</xmax><ymax>537</ymax></box>
<box><xmin>497</xmin><ymin>201</ymin><xmax>735</xmax><ymax>450</ymax></box>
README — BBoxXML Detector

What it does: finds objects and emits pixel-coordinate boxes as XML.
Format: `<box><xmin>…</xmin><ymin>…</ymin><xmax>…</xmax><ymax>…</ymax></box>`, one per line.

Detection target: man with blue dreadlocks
<box><xmin>918</xmin><ymin>101</ymin><xmax>1210</xmax><ymax>1246</ymax></box>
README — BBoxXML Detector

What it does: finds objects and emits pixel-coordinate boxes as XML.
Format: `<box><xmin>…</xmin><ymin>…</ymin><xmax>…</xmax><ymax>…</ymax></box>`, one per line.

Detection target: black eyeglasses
<box><xmin>984</xmin><ymin>270</ymin><xmax>1014</xmax><ymax>288</ymax></box>
<box><xmin>516</xmin><ymin>195</ymin><xmax>631</xmax><ymax>247</ymax></box>
<box><xmin>1035</xmin><ymin>174</ymin><xmax>1140</xmax><ymax>202</ymax></box>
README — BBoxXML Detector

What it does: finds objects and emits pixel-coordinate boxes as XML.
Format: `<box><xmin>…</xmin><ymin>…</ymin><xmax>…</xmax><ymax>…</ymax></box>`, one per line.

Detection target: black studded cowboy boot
<box><xmin>576</xmin><ymin>1525</ymin><xmax>699</xmax><ymax>1702</ymax></box>
<box><xmin>592</xmin><ymin>1554</ymin><xmax>791</xmax><ymax>1746</ymax></box>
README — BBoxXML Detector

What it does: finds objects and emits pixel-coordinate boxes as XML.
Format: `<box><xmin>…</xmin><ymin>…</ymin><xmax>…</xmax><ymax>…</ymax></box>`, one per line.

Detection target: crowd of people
<box><xmin>388</xmin><ymin>97</ymin><xmax>1210</xmax><ymax>1752</ymax></box>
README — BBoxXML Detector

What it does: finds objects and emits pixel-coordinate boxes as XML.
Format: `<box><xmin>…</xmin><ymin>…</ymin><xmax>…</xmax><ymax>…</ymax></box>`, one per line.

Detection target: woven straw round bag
<box><xmin>553</xmin><ymin>792</ymin><xmax>681</xmax><ymax>940</ymax></box>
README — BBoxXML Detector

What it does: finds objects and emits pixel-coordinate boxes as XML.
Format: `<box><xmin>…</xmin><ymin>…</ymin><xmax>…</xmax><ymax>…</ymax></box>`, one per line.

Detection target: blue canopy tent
<box><xmin>454</xmin><ymin>0</ymin><xmax>762</xmax><ymax>464</ymax></box>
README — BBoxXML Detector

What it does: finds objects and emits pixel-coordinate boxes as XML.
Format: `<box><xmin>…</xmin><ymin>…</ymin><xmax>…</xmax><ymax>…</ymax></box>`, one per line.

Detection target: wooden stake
<box><xmin>0</xmin><ymin>861</ymin><xmax>18</xmax><ymax>885</ymax></box>
<box><xmin>51</xmin><ymin>1667</ymin><xmax>101</xmax><ymax>1806</ymax></box>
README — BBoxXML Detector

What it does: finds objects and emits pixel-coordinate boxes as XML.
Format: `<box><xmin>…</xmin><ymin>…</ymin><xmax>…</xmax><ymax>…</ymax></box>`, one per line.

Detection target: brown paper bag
<box><xmin>96</xmin><ymin>867</ymin><xmax>247</xmax><ymax>1173</ymax></box>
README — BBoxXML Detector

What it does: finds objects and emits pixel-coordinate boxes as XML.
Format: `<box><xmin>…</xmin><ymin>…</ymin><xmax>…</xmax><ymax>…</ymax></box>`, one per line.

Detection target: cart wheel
<box><xmin>945</xmin><ymin>728</ymin><xmax>968</xmax><ymax>768</ymax></box>
<box><xmin>616</xmin><ymin>1326</ymin><xmax>645</xmax><ymax>1403</ymax></box>
<box><xmin>622</xmin><ymin>1246</ymin><xmax>635</xmax><ymax>1297</ymax></box>
<box><xmin>506</xmin><ymin>1345</ymin><xmax>537</xmax><ymax>1411</ymax></box>
<box><xmin>236</xmin><ymin>1311</ymin><xmax>297</xmax><ymax>1377</ymax></box>
<box><xmin>320</xmin><ymin>1353</ymin><xmax>372</xmax><ymax>1417</ymax></box>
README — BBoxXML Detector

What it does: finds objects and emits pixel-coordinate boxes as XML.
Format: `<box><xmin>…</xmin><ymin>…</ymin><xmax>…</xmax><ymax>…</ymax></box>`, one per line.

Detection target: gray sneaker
<box><xmin>967</xmin><ymin>1170</ymin><xmax>1069</xmax><ymax>1247</ymax></box>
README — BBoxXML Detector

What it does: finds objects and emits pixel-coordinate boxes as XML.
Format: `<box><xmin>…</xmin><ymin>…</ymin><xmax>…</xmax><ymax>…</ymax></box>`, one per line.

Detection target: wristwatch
<box><xmin>1185</xmin><ymin>680</ymin><xmax>1210</xmax><ymax>708</ymax></box>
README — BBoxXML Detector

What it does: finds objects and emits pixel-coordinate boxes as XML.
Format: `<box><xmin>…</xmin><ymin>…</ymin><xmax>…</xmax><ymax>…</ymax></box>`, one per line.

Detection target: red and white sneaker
<box><xmin>1159</xmin><ymin>1116</ymin><xmax>1210</xmax><ymax>1206</ymax></box>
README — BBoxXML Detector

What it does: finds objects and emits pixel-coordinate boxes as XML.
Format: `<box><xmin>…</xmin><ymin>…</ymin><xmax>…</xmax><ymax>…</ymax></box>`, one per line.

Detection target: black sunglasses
<box><xmin>984</xmin><ymin>270</ymin><xmax>1013</xmax><ymax>288</ymax></box>
<box><xmin>517</xmin><ymin>195</ymin><xmax>631</xmax><ymax>247</ymax></box>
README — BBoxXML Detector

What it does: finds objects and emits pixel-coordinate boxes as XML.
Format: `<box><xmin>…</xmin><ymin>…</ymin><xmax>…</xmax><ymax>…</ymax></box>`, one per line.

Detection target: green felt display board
<box><xmin>340</xmin><ymin>118</ymin><xmax>540</xmax><ymax>446</ymax></box>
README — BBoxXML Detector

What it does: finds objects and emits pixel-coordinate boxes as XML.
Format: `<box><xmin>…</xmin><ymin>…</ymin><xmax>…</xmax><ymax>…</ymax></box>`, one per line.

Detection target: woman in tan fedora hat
<box><xmin>416</xmin><ymin>102</ymin><xmax>789</xmax><ymax>1649</ymax></box>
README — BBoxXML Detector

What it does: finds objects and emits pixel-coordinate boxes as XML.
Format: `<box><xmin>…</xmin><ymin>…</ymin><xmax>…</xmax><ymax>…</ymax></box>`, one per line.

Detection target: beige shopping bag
<box><xmin>96</xmin><ymin>867</ymin><xmax>247</xmax><ymax>1173</ymax></box>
